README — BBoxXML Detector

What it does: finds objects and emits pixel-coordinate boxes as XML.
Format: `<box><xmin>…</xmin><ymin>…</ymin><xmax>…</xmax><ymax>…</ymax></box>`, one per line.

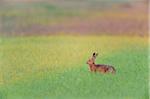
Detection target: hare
<box><xmin>86</xmin><ymin>52</ymin><xmax>116</xmax><ymax>74</ymax></box>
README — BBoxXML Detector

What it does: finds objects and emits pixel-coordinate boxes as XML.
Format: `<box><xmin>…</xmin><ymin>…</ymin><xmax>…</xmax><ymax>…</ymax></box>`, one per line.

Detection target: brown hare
<box><xmin>86</xmin><ymin>52</ymin><xmax>116</xmax><ymax>74</ymax></box>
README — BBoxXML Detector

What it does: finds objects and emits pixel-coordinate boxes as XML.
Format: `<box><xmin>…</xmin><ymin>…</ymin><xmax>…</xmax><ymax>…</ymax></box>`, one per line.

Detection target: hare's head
<box><xmin>86</xmin><ymin>52</ymin><xmax>98</xmax><ymax>65</ymax></box>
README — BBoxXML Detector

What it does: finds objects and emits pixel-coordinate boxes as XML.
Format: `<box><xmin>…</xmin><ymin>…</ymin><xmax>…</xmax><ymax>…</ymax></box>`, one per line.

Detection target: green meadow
<box><xmin>0</xmin><ymin>36</ymin><xmax>148</xmax><ymax>99</ymax></box>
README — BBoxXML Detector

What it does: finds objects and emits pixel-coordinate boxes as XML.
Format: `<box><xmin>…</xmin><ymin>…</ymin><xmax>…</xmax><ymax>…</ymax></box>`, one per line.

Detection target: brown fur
<box><xmin>87</xmin><ymin>53</ymin><xmax>116</xmax><ymax>74</ymax></box>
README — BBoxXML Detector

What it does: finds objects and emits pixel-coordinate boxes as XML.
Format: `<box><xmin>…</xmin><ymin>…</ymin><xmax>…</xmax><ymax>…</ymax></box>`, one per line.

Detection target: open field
<box><xmin>0</xmin><ymin>36</ymin><xmax>148</xmax><ymax>99</ymax></box>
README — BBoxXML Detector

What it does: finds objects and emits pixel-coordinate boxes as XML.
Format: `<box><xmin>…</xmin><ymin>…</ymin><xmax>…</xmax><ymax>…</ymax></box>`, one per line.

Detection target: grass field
<box><xmin>0</xmin><ymin>36</ymin><xmax>148</xmax><ymax>99</ymax></box>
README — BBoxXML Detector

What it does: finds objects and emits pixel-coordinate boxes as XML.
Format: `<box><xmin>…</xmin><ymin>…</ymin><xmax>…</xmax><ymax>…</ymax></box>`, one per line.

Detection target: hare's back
<box><xmin>96</xmin><ymin>64</ymin><xmax>109</xmax><ymax>68</ymax></box>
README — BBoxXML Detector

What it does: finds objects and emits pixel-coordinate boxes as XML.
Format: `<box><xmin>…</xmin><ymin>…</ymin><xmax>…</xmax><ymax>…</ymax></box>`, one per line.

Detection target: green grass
<box><xmin>0</xmin><ymin>36</ymin><xmax>148</xmax><ymax>99</ymax></box>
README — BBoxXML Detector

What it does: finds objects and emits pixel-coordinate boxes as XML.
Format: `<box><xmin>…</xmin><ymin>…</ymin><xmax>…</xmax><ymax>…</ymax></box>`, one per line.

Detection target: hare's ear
<box><xmin>93</xmin><ymin>53</ymin><xmax>96</xmax><ymax>56</ymax></box>
<box><xmin>93</xmin><ymin>52</ymin><xmax>98</xmax><ymax>57</ymax></box>
<box><xmin>96</xmin><ymin>53</ymin><xmax>98</xmax><ymax>57</ymax></box>
<box><xmin>92</xmin><ymin>52</ymin><xmax>97</xmax><ymax>59</ymax></box>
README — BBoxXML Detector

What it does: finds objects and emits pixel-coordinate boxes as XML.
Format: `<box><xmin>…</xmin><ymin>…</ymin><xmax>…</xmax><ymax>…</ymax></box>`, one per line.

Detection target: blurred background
<box><xmin>0</xmin><ymin>0</ymin><xmax>148</xmax><ymax>36</ymax></box>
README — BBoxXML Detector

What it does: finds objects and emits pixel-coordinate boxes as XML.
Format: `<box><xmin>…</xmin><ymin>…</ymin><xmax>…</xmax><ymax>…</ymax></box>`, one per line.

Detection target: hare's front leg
<box><xmin>89</xmin><ymin>65</ymin><xmax>93</xmax><ymax>72</ymax></box>
<box><xmin>89</xmin><ymin>65</ymin><xmax>96</xmax><ymax>72</ymax></box>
